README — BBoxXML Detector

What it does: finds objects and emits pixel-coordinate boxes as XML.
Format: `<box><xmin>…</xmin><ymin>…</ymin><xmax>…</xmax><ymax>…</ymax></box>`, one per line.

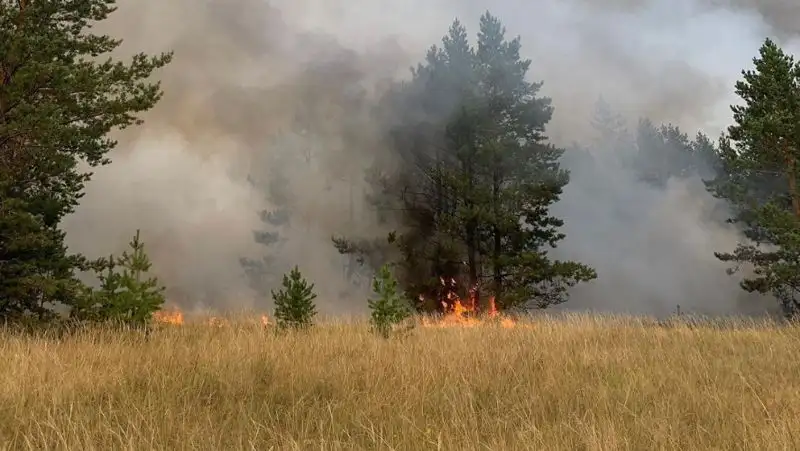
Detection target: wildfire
<box><xmin>149</xmin><ymin>281</ymin><xmax>519</xmax><ymax>329</ymax></box>
<box><xmin>152</xmin><ymin>309</ymin><xmax>184</xmax><ymax>325</ymax></box>
<box><xmin>420</xmin><ymin>278</ymin><xmax>517</xmax><ymax>328</ymax></box>
<box><xmin>151</xmin><ymin>307</ymin><xmax>271</xmax><ymax>328</ymax></box>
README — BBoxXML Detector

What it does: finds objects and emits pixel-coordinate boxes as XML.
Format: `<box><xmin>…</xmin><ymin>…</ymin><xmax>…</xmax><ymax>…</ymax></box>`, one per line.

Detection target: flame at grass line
<box><xmin>419</xmin><ymin>277</ymin><xmax>517</xmax><ymax>328</ymax></box>
<box><xmin>152</xmin><ymin>307</ymin><xmax>271</xmax><ymax>327</ymax></box>
<box><xmin>152</xmin><ymin>309</ymin><xmax>184</xmax><ymax>325</ymax></box>
<box><xmin>152</xmin><ymin>277</ymin><xmax>518</xmax><ymax>329</ymax></box>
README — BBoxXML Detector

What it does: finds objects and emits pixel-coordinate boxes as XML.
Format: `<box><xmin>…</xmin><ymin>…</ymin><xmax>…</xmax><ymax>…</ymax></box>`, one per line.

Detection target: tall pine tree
<box><xmin>0</xmin><ymin>1</ymin><xmax>172</xmax><ymax>321</ymax></box>
<box><xmin>471</xmin><ymin>12</ymin><xmax>595</xmax><ymax>309</ymax></box>
<box><xmin>240</xmin><ymin>160</ymin><xmax>290</xmax><ymax>301</ymax></box>
<box><xmin>706</xmin><ymin>38</ymin><xmax>800</xmax><ymax>317</ymax></box>
<box><xmin>335</xmin><ymin>12</ymin><xmax>596</xmax><ymax>312</ymax></box>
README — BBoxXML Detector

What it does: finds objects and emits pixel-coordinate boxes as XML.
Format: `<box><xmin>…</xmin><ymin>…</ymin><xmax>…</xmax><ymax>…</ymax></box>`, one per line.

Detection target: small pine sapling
<box><xmin>74</xmin><ymin>230</ymin><xmax>166</xmax><ymax>326</ymax></box>
<box><xmin>368</xmin><ymin>264</ymin><xmax>412</xmax><ymax>338</ymax></box>
<box><xmin>271</xmin><ymin>266</ymin><xmax>318</xmax><ymax>329</ymax></box>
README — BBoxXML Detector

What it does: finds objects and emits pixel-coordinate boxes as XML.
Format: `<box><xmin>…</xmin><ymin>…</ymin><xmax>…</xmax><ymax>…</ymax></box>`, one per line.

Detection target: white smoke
<box><xmin>62</xmin><ymin>0</ymin><xmax>798</xmax><ymax>316</ymax></box>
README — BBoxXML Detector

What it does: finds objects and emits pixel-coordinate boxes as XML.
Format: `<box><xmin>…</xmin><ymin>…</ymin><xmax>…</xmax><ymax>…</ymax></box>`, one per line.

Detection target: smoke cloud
<box><xmin>62</xmin><ymin>0</ymin><xmax>800</xmax><ymax>316</ymax></box>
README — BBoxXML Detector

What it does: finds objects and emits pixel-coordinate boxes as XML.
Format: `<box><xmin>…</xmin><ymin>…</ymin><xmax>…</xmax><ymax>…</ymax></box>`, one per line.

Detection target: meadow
<box><xmin>0</xmin><ymin>313</ymin><xmax>798</xmax><ymax>450</ymax></box>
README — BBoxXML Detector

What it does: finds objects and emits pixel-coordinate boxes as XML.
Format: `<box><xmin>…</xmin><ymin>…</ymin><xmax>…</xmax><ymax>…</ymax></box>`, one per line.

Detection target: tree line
<box><xmin>330</xmin><ymin>14</ymin><xmax>800</xmax><ymax>319</ymax></box>
<box><xmin>2</xmin><ymin>3</ymin><xmax>800</xmax><ymax>325</ymax></box>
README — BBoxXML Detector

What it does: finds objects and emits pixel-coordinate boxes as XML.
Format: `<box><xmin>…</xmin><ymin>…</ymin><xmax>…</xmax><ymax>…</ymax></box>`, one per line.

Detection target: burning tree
<box><xmin>335</xmin><ymin>13</ymin><xmax>596</xmax><ymax>314</ymax></box>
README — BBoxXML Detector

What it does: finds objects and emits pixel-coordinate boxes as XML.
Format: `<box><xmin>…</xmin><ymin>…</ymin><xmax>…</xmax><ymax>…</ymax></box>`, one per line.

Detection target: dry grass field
<box><xmin>1</xmin><ymin>313</ymin><xmax>799</xmax><ymax>450</ymax></box>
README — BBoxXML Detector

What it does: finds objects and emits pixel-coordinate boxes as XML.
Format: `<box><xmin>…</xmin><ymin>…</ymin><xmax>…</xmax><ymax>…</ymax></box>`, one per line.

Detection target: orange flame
<box><xmin>153</xmin><ymin>309</ymin><xmax>184</xmax><ymax>325</ymax></box>
<box><xmin>488</xmin><ymin>297</ymin><xmax>498</xmax><ymax>317</ymax></box>
<box><xmin>421</xmin><ymin>278</ymin><xmax>516</xmax><ymax>328</ymax></box>
<box><xmin>152</xmin><ymin>306</ymin><xmax>272</xmax><ymax>328</ymax></box>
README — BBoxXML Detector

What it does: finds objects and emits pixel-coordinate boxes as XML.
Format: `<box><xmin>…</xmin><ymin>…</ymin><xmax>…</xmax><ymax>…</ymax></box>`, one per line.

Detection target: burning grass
<box><xmin>1</xmin><ymin>313</ymin><xmax>799</xmax><ymax>450</ymax></box>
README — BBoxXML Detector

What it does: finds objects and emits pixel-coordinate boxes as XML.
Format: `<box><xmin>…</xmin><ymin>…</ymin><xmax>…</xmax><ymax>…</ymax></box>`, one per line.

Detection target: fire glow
<box><xmin>152</xmin><ymin>277</ymin><xmax>517</xmax><ymax>328</ymax></box>
<box><xmin>152</xmin><ymin>309</ymin><xmax>184</xmax><ymax>325</ymax></box>
<box><xmin>152</xmin><ymin>309</ymin><xmax>271</xmax><ymax>327</ymax></box>
<box><xmin>420</xmin><ymin>278</ymin><xmax>517</xmax><ymax>328</ymax></box>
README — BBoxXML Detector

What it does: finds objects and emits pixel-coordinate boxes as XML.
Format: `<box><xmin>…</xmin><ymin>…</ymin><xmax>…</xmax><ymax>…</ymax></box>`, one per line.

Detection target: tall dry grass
<box><xmin>1</xmin><ymin>314</ymin><xmax>799</xmax><ymax>450</ymax></box>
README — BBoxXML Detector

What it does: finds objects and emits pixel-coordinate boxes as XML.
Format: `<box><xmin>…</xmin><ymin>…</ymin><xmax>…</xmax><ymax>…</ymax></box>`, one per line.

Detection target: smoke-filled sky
<box><xmin>62</xmin><ymin>0</ymin><xmax>800</xmax><ymax>316</ymax></box>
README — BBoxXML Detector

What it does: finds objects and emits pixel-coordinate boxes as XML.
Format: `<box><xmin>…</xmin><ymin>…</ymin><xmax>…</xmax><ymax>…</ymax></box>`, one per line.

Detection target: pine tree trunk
<box><xmin>493</xmin><ymin>232</ymin><xmax>501</xmax><ymax>306</ymax></box>
<box><xmin>434</xmin><ymin>147</ymin><xmax>447</xmax><ymax>313</ymax></box>
<box><xmin>465</xmin><ymin>159</ymin><xmax>479</xmax><ymax>311</ymax></box>
<box><xmin>789</xmin><ymin>162</ymin><xmax>800</xmax><ymax>218</ymax></box>
<box><xmin>466</xmin><ymin>215</ymin><xmax>479</xmax><ymax>310</ymax></box>
<box><xmin>790</xmin><ymin>162</ymin><xmax>800</xmax><ymax>219</ymax></box>
<box><xmin>0</xmin><ymin>31</ymin><xmax>21</xmax><ymax>181</ymax></box>
<box><xmin>467</xmin><ymin>236</ymin><xmax>478</xmax><ymax>290</ymax></box>
<box><xmin>785</xmin><ymin>142</ymin><xmax>800</xmax><ymax>219</ymax></box>
<box><xmin>492</xmin><ymin>167</ymin><xmax>502</xmax><ymax>310</ymax></box>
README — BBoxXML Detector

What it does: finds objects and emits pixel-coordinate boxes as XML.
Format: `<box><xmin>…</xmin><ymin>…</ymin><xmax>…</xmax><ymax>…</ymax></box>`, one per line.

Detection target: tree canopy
<box><xmin>0</xmin><ymin>0</ymin><xmax>171</xmax><ymax>320</ymax></box>
<box><xmin>5</xmin><ymin>5</ymin><xmax>800</xmax><ymax>322</ymax></box>
<box><xmin>705</xmin><ymin>38</ymin><xmax>800</xmax><ymax>318</ymax></box>
<box><xmin>335</xmin><ymin>13</ymin><xmax>597</xmax><ymax>313</ymax></box>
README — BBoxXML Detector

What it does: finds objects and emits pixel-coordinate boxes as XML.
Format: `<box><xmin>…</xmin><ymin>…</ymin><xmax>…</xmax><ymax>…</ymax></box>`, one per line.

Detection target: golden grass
<box><xmin>1</xmin><ymin>314</ymin><xmax>799</xmax><ymax>450</ymax></box>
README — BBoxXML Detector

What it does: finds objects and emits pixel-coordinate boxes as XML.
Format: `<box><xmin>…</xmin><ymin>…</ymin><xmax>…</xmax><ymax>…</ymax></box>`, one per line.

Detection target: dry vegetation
<box><xmin>1</xmin><ymin>314</ymin><xmax>799</xmax><ymax>450</ymax></box>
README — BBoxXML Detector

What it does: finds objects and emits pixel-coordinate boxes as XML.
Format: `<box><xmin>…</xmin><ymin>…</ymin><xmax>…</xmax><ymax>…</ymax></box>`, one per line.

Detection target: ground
<box><xmin>0</xmin><ymin>314</ymin><xmax>798</xmax><ymax>450</ymax></box>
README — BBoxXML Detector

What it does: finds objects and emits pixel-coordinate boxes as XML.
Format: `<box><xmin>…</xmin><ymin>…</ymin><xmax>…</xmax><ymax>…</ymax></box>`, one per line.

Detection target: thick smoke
<box><xmin>62</xmin><ymin>0</ymin><xmax>800</xmax><ymax>316</ymax></box>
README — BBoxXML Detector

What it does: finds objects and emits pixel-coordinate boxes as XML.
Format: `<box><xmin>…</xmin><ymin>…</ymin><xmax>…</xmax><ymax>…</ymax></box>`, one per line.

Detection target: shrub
<box><xmin>271</xmin><ymin>266</ymin><xmax>318</xmax><ymax>329</ymax></box>
<box><xmin>368</xmin><ymin>264</ymin><xmax>412</xmax><ymax>338</ymax></box>
<box><xmin>72</xmin><ymin>230</ymin><xmax>166</xmax><ymax>327</ymax></box>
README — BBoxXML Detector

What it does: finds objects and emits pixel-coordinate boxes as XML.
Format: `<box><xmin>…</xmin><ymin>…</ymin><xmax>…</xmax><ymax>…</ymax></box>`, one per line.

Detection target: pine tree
<box><xmin>336</xmin><ymin>13</ymin><xmax>597</xmax><ymax>312</ymax></box>
<box><xmin>691</xmin><ymin>132</ymin><xmax>724</xmax><ymax>182</ymax></box>
<box><xmin>635</xmin><ymin>119</ymin><xmax>722</xmax><ymax>187</ymax></box>
<box><xmin>635</xmin><ymin>118</ymin><xmax>677</xmax><ymax>187</ymax></box>
<box><xmin>0</xmin><ymin>1</ymin><xmax>172</xmax><ymax>321</ymax></box>
<box><xmin>241</xmin><ymin>130</ymin><xmax>296</xmax><ymax>301</ymax></box>
<box><xmin>368</xmin><ymin>264</ymin><xmax>412</xmax><ymax>338</ymax></box>
<box><xmin>240</xmin><ymin>202</ymin><xmax>289</xmax><ymax>298</ymax></box>
<box><xmin>561</xmin><ymin>98</ymin><xmax>627</xmax><ymax>191</ymax></box>
<box><xmin>271</xmin><ymin>266</ymin><xmax>317</xmax><ymax>329</ymax></box>
<box><xmin>591</xmin><ymin>96</ymin><xmax>632</xmax><ymax>154</ymax></box>
<box><xmin>471</xmin><ymin>12</ymin><xmax>596</xmax><ymax>309</ymax></box>
<box><xmin>705</xmin><ymin>38</ymin><xmax>800</xmax><ymax>317</ymax></box>
<box><xmin>72</xmin><ymin>230</ymin><xmax>166</xmax><ymax>326</ymax></box>
<box><xmin>332</xmin><ymin>22</ymin><xmax>475</xmax><ymax>313</ymax></box>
